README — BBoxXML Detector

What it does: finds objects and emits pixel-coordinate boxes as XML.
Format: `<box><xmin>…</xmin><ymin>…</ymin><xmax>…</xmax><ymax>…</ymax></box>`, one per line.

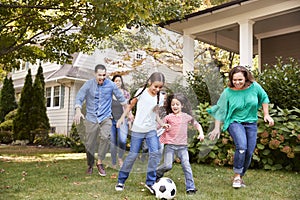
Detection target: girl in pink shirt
<box><xmin>156</xmin><ymin>93</ymin><xmax>204</xmax><ymax>195</ymax></box>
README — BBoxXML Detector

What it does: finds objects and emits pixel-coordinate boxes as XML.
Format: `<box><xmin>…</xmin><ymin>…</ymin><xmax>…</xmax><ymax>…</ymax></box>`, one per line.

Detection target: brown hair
<box><xmin>228</xmin><ymin>66</ymin><xmax>255</xmax><ymax>88</ymax></box>
<box><xmin>165</xmin><ymin>93</ymin><xmax>195</xmax><ymax>123</ymax></box>
<box><xmin>129</xmin><ymin>72</ymin><xmax>165</xmax><ymax>105</ymax></box>
<box><xmin>112</xmin><ymin>74</ymin><xmax>126</xmax><ymax>90</ymax></box>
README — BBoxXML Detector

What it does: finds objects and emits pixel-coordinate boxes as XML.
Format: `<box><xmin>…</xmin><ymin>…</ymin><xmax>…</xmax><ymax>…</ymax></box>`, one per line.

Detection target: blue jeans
<box><xmin>117</xmin><ymin>130</ymin><xmax>161</xmax><ymax>186</ymax></box>
<box><xmin>156</xmin><ymin>144</ymin><xmax>196</xmax><ymax>191</ymax></box>
<box><xmin>228</xmin><ymin>122</ymin><xmax>257</xmax><ymax>176</ymax></box>
<box><xmin>110</xmin><ymin>119</ymin><xmax>128</xmax><ymax>166</ymax></box>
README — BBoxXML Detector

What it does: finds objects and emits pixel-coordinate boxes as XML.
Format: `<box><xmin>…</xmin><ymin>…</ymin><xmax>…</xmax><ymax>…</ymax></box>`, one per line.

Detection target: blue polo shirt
<box><xmin>75</xmin><ymin>78</ymin><xmax>127</xmax><ymax>123</ymax></box>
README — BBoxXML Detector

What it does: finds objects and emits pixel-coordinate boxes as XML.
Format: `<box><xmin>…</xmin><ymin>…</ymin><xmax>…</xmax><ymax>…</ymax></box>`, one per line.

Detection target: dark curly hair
<box><xmin>165</xmin><ymin>93</ymin><xmax>193</xmax><ymax>119</ymax></box>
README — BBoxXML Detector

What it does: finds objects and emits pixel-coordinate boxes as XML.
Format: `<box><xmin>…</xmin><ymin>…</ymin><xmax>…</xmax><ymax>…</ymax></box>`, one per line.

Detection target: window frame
<box><xmin>45</xmin><ymin>85</ymin><xmax>62</xmax><ymax>109</ymax></box>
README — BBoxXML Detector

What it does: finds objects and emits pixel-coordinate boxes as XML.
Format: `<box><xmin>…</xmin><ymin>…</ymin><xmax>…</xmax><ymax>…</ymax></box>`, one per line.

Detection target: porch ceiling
<box><xmin>160</xmin><ymin>0</ymin><xmax>300</xmax><ymax>54</ymax></box>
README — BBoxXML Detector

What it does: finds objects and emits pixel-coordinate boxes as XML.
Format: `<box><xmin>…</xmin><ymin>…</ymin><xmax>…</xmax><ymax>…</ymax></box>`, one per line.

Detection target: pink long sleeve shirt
<box><xmin>159</xmin><ymin>112</ymin><xmax>201</xmax><ymax>145</ymax></box>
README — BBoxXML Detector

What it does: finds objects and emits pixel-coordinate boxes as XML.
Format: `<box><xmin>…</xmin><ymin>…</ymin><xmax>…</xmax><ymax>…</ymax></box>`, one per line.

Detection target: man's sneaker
<box><xmin>186</xmin><ymin>188</ymin><xmax>198</xmax><ymax>195</ymax></box>
<box><xmin>115</xmin><ymin>183</ymin><xmax>125</xmax><ymax>191</ymax></box>
<box><xmin>241</xmin><ymin>179</ymin><xmax>246</xmax><ymax>187</ymax></box>
<box><xmin>96</xmin><ymin>164</ymin><xmax>106</xmax><ymax>176</ymax></box>
<box><xmin>86</xmin><ymin>166</ymin><xmax>93</xmax><ymax>175</ymax></box>
<box><xmin>145</xmin><ymin>184</ymin><xmax>156</xmax><ymax>195</ymax></box>
<box><xmin>232</xmin><ymin>177</ymin><xmax>242</xmax><ymax>188</ymax></box>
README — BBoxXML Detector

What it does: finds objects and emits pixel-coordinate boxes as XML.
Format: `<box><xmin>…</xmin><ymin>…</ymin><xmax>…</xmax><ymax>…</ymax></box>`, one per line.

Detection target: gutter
<box><xmin>158</xmin><ymin>0</ymin><xmax>251</xmax><ymax>27</ymax></box>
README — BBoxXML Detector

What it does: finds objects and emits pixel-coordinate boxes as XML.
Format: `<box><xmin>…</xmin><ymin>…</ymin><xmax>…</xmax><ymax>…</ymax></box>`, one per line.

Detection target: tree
<box><xmin>0</xmin><ymin>76</ymin><xmax>17</xmax><ymax>122</ymax></box>
<box><xmin>13</xmin><ymin>69</ymin><xmax>33</xmax><ymax>142</ymax></box>
<box><xmin>0</xmin><ymin>0</ymin><xmax>202</xmax><ymax>71</ymax></box>
<box><xmin>31</xmin><ymin>64</ymin><xmax>50</xmax><ymax>141</ymax></box>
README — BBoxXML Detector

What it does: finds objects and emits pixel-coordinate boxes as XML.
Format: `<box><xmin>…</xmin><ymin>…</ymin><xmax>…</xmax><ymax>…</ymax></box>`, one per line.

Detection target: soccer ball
<box><xmin>153</xmin><ymin>177</ymin><xmax>176</xmax><ymax>200</ymax></box>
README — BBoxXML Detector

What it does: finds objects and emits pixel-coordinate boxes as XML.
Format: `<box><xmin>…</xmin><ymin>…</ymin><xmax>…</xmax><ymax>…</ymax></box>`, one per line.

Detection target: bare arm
<box><xmin>117</xmin><ymin>98</ymin><xmax>137</xmax><ymax>128</ymax></box>
<box><xmin>156</xmin><ymin>114</ymin><xmax>170</xmax><ymax>129</ymax></box>
<box><xmin>193</xmin><ymin>120</ymin><xmax>205</xmax><ymax>141</ymax></box>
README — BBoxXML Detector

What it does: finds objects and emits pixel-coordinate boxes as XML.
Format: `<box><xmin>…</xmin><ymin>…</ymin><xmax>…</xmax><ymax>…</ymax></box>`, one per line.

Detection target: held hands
<box><xmin>162</xmin><ymin>123</ymin><xmax>171</xmax><ymax>129</ymax></box>
<box><xmin>208</xmin><ymin>128</ymin><xmax>220</xmax><ymax>140</ymax></box>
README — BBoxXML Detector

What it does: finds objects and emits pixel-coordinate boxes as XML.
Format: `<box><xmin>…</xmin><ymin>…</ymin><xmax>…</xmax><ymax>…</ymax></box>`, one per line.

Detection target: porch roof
<box><xmin>159</xmin><ymin>0</ymin><xmax>300</xmax><ymax>54</ymax></box>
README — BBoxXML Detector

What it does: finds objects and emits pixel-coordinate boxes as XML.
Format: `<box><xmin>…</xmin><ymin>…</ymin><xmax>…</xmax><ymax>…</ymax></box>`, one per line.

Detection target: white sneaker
<box><xmin>232</xmin><ymin>177</ymin><xmax>242</xmax><ymax>188</ymax></box>
<box><xmin>145</xmin><ymin>184</ymin><xmax>156</xmax><ymax>195</ymax></box>
<box><xmin>241</xmin><ymin>179</ymin><xmax>246</xmax><ymax>187</ymax></box>
<box><xmin>115</xmin><ymin>183</ymin><xmax>125</xmax><ymax>191</ymax></box>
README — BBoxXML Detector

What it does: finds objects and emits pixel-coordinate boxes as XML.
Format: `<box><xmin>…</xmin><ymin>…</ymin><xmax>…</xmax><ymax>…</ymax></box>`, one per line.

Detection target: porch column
<box><xmin>238</xmin><ymin>19</ymin><xmax>255</xmax><ymax>69</ymax></box>
<box><xmin>183</xmin><ymin>34</ymin><xmax>195</xmax><ymax>76</ymax></box>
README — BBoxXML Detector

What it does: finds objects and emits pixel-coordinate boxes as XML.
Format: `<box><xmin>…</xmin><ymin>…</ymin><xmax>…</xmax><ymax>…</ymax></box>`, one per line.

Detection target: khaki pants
<box><xmin>85</xmin><ymin>118</ymin><xmax>112</xmax><ymax>167</ymax></box>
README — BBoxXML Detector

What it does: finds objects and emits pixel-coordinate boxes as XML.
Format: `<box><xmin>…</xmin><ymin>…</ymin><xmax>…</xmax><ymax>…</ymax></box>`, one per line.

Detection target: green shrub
<box><xmin>255</xmin><ymin>57</ymin><xmax>300</xmax><ymax>109</ymax></box>
<box><xmin>69</xmin><ymin>123</ymin><xmax>85</xmax><ymax>153</ymax></box>
<box><xmin>0</xmin><ymin>131</ymin><xmax>13</xmax><ymax>144</ymax></box>
<box><xmin>47</xmin><ymin>134</ymin><xmax>72</xmax><ymax>148</ymax></box>
<box><xmin>43</xmin><ymin>124</ymin><xmax>85</xmax><ymax>152</ymax></box>
<box><xmin>253</xmin><ymin>105</ymin><xmax>300</xmax><ymax>171</ymax></box>
<box><xmin>188</xmin><ymin>102</ymin><xmax>235</xmax><ymax>166</ymax></box>
<box><xmin>186</xmin><ymin>64</ymin><xmax>224</xmax><ymax>105</ymax></box>
<box><xmin>0</xmin><ymin>110</ymin><xmax>16</xmax><ymax>144</ymax></box>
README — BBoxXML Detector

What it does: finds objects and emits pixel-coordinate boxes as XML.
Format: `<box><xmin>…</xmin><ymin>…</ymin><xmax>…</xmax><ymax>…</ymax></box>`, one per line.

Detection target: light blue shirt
<box><xmin>75</xmin><ymin>78</ymin><xmax>127</xmax><ymax>123</ymax></box>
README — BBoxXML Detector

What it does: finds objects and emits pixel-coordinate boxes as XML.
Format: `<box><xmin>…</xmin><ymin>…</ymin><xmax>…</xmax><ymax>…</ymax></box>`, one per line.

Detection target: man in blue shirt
<box><xmin>74</xmin><ymin>64</ymin><xmax>128</xmax><ymax>176</ymax></box>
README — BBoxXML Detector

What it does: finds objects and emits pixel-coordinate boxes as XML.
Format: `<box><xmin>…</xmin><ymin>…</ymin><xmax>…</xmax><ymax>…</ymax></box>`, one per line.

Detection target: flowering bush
<box><xmin>252</xmin><ymin>105</ymin><xmax>300</xmax><ymax>170</ymax></box>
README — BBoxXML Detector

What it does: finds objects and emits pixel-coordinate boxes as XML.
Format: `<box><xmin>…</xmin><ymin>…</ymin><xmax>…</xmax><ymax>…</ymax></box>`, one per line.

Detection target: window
<box><xmin>46</xmin><ymin>87</ymin><xmax>51</xmax><ymax>107</ymax></box>
<box><xmin>53</xmin><ymin>86</ymin><xmax>60</xmax><ymax>107</ymax></box>
<box><xmin>46</xmin><ymin>86</ymin><xmax>64</xmax><ymax>108</ymax></box>
<box><xmin>50</xmin><ymin>127</ymin><xmax>56</xmax><ymax>133</ymax></box>
<box><xmin>135</xmin><ymin>51</ymin><xmax>146</xmax><ymax>60</ymax></box>
<box><xmin>13</xmin><ymin>61</ymin><xmax>29</xmax><ymax>73</ymax></box>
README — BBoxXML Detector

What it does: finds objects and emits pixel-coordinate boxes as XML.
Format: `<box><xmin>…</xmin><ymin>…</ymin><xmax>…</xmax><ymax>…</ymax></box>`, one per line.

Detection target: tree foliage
<box><xmin>0</xmin><ymin>0</ymin><xmax>202</xmax><ymax>71</ymax></box>
<box><xmin>13</xmin><ymin>69</ymin><xmax>33</xmax><ymax>142</ymax></box>
<box><xmin>0</xmin><ymin>76</ymin><xmax>17</xmax><ymax>122</ymax></box>
<box><xmin>32</xmin><ymin>64</ymin><xmax>50</xmax><ymax>133</ymax></box>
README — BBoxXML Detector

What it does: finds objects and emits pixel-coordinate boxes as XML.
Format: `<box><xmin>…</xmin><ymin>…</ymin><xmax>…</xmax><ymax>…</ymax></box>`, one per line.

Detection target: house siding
<box><xmin>261</xmin><ymin>31</ymin><xmax>300</xmax><ymax>69</ymax></box>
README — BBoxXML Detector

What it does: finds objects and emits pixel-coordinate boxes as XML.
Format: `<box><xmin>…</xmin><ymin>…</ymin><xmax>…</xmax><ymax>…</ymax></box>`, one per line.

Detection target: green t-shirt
<box><xmin>207</xmin><ymin>82</ymin><xmax>269</xmax><ymax>131</ymax></box>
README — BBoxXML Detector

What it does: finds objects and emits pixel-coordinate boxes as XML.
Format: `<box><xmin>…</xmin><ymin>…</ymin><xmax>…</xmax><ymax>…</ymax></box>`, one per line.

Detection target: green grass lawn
<box><xmin>0</xmin><ymin>145</ymin><xmax>299</xmax><ymax>200</ymax></box>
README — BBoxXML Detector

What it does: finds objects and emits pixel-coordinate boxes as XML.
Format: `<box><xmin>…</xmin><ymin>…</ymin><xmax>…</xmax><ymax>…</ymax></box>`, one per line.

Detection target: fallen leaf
<box><xmin>110</xmin><ymin>173</ymin><xmax>117</xmax><ymax>179</ymax></box>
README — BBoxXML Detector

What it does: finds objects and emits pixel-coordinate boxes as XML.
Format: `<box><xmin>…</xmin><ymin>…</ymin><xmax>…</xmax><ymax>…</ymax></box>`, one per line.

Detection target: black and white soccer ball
<box><xmin>153</xmin><ymin>177</ymin><xmax>176</xmax><ymax>200</ymax></box>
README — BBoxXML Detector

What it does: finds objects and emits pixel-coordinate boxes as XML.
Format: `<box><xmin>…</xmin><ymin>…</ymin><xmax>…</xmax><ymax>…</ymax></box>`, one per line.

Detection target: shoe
<box><xmin>186</xmin><ymin>188</ymin><xmax>197</xmax><ymax>195</ymax></box>
<box><xmin>115</xmin><ymin>183</ymin><xmax>125</xmax><ymax>191</ymax></box>
<box><xmin>241</xmin><ymin>179</ymin><xmax>246</xmax><ymax>187</ymax></box>
<box><xmin>232</xmin><ymin>177</ymin><xmax>242</xmax><ymax>188</ymax></box>
<box><xmin>145</xmin><ymin>184</ymin><xmax>156</xmax><ymax>195</ymax></box>
<box><xmin>96</xmin><ymin>164</ymin><xmax>106</xmax><ymax>176</ymax></box>
<box><xmin>86</xmin><ymin>166</ymin><xmax>93</xmax><ymax>175</ymax></box>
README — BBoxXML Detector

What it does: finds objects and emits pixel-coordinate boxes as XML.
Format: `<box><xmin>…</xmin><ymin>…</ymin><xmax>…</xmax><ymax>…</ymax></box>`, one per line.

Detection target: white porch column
<box><xmin>238</xmin><ymin>19</ymin><xmax>255</xmax><ymax>69</ymax></box>
<box><xmin>183</xmin><ymin>34</ymin><xmax>195</xmax><ymax>76</ymax></box>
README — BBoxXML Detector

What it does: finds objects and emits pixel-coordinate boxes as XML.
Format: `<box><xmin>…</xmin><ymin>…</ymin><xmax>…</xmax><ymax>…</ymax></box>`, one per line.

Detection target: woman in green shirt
<box><xmin>207</xmin><ymin>66</ymin><xmax>274</xmax><ymax>188</ymax></box>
